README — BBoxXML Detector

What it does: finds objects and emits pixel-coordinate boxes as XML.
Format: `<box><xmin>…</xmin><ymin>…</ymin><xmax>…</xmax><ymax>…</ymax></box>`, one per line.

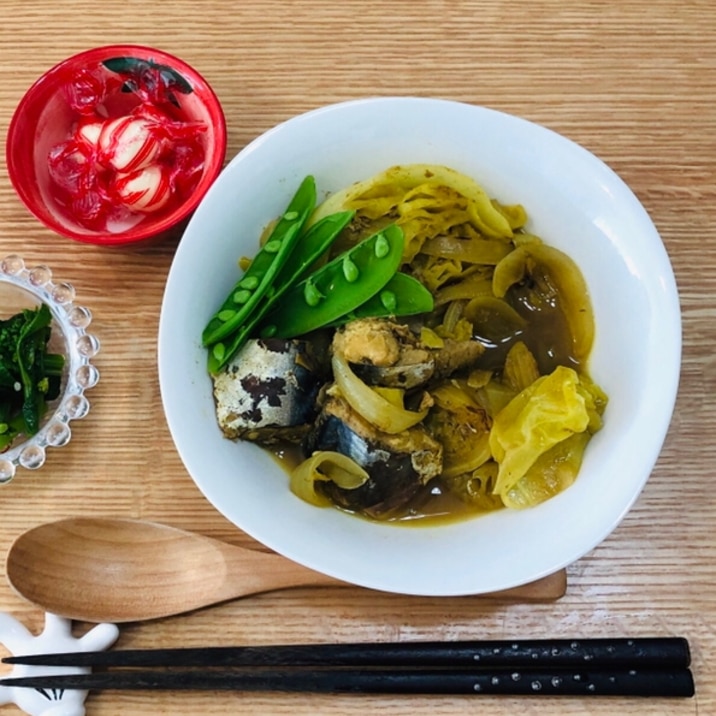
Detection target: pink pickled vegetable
<box><xmin>47</xmin><ymin>58</ymin><xmax>206</xmax><ymax>231</ymax></box>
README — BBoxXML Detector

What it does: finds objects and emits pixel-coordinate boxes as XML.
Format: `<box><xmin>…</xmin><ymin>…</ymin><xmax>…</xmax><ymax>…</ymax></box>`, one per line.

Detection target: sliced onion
<box><xmin>290</xmin><ymin>451</ymin><xmax>369</xmax><ymax>507</ymax></box>
<box><xmin>442</xmin><ymin>432</ymin><xmax>492</xmax><ymax>479</ymax></box>
<box><xmin>331</xmin><ymin>354</ymin><xmax>427</xmax><ymax>434</ymax></box>
<box><xmin>492</xmin><ymin>243</ymin><xmax>594</xmax><ymax>362</ymax></box>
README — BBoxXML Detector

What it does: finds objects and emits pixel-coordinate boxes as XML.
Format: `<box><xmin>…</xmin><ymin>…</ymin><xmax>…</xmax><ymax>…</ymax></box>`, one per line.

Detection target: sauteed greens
<box><xmin>0</xmin><ymin>304</ymin><xmax>64</xmax><ymax>451</ymax></box>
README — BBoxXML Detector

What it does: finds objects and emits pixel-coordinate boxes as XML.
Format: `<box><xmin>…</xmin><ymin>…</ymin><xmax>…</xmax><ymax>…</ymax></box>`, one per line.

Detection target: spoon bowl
<box><xmin>5</xmin><ymin>518</ymin><xmax>566</xmax><ymax>623</ymax></box>
<box><xmin>6</xmin><ymin>518</ymin><xmax>342</xmax><ymax>623</ymax></box>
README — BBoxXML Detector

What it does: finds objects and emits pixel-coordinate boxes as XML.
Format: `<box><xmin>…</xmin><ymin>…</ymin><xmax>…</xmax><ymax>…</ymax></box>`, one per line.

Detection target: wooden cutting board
<box><xmin>486</xmin><ymin>569</ymin><xmax>567</xmax><ymax>601</ymax></box>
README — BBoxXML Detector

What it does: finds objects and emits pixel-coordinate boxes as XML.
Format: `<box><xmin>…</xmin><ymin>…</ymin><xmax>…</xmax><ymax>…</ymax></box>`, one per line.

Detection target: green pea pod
<box><xmin>260</xmin><ymin>224</ymin><xmax>405</xmax><ymax>339</ymax></box>
<box><xmin>206</xmin><ymin>210</ymin><xmax>355</xmax><ymax>374</ymax></box>
<box><xmin>326</xmin><ymin>272</ymin><xmax>434</xmax><ymax>327</ymax></box>
<box><xmin>273</xmin><ymin>210</ymin><xmax>355</xmax><ymax>288</ymax></box>
<box><xmin>202</xmin><ymin>175</ymin><xmax>317</xmax><ymax>346</ymax></box>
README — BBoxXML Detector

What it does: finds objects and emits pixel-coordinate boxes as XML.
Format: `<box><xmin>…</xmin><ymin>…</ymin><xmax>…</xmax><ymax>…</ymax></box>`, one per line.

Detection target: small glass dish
<box><xmin>0</xmin><ymin>254</ymin><xmax>100</xmax><ymax>482</ymax></box>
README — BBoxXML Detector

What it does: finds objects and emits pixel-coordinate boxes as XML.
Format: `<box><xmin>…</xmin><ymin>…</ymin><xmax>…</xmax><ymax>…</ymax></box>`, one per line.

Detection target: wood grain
<box><xmin>0</xmin><ymin>1</ymin><xmax>713</xmax><ymax>714</ymax></box>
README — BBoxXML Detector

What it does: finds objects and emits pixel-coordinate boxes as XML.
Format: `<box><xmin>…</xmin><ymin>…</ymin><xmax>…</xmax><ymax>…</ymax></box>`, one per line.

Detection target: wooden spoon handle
<box><xmin>219</xmin><ymin>542</ymin><xmax>566</xmax><ymax>602</ymax></box>
<box><xmin>218</xmin><ymin>544</ymin><xmax>345</xmax><ymax>599</ymax></box>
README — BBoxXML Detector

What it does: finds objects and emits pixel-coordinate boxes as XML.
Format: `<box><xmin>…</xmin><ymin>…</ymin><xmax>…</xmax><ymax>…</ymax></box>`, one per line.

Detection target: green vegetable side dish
<box><xmin>202</xmin><ymin>176</ymin><xmax>436</xmax><ymax>374</ymax></box>
<box><xmin>0</xmin><ymin>304</ymin><xmax>65</xmax><ymax>451</ymax></box>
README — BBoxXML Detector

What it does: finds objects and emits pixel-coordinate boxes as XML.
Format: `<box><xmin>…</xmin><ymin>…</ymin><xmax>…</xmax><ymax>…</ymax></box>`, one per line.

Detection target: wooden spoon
<box><xmin>5</xmin><ymin>517</ymin><xmax>566</xmax><ymax>623</ymax></box>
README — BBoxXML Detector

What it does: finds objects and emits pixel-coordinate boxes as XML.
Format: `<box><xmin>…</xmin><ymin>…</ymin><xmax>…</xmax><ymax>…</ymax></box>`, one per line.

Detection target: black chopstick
<box><xmin>0</xmin><ymin>667</ymin><xmax>695</xmax><ymax>697</ymax></box>
<box><xmin>0</xmin><ymin>637</ymin><xmax>695</xmax><ymax>699</ymax></box>
<box><xmin>2</xmin><ymin>637</ymin><xmax>691</xmax><ymax>670</ymax></box>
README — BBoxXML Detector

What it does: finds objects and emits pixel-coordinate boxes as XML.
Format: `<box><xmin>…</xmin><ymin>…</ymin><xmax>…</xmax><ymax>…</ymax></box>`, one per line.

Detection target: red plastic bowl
<box><xmin>6</xmin><ymin>45</ymin><xmax>227</xmax><ymax>246</ymax></box>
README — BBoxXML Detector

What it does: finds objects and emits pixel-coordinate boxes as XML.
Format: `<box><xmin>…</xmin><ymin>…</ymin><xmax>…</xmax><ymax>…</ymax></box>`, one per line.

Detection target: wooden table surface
<box><xmin>0</xmin><ymin>1</ymin><xmax>713</xmax><ymax>714</ymax></box>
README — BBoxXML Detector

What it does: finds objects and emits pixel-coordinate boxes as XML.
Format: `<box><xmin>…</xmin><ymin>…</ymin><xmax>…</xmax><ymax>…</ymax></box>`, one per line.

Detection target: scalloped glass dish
<box><xmin>0</xmin><ymin>255</ymin><xmax>100</xmax><ymax>482</ymax></box>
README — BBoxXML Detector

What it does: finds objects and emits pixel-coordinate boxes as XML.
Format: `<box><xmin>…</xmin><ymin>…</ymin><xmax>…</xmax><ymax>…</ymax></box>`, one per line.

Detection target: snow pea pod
<box><xmin>206</xmin><ymin>210</ymin><xmax>355</xmax><ymax>374</ymax></box>
<box><xmin>327</xmin><ymin>272</ymin><xmax>434</xmax><ymax>327</ymax></box>
<box><xmin>260</xmin><ymin>224</ymin><xmax>405</xmax><ymax>339</ymax></box>
<box><xmin>202</xmin><ymin>175</ymin><xmax>317</xmax><ymax>347</ymax></box>
<box><xmin>273</xmin><ymin>210</ymin><xmax>355</xmax><ymax>288</ymax></box>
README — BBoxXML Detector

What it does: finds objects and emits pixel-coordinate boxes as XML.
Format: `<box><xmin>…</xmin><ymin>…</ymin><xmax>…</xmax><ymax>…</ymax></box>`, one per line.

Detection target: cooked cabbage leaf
<box><xmin>309</xmin><ymin>164</ymin><xmax>519</xmax><ymax>261</ymax></box>
<box><xmin>489</xmin><ymin>365</ymin><xmax>591</xmax><ymax>498</ymax></box>
<box><xmin>501</xmin><ymin>431</ymin><xmax>591</xmax><ymax>509</ymax></box>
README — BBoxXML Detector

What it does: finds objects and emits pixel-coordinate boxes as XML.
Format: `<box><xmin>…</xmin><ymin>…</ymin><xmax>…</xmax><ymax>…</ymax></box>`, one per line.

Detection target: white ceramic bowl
<box><xmin>158</xmin><ymin>97</ymin><xmax>681</xmax><ymax>596</ymax></box>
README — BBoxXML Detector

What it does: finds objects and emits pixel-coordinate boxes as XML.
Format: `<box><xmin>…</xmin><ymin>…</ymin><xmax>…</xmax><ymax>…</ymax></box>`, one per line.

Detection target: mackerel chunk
<box><xmin>212</xmin><ymin>337</ymin><xmax>329</xmax><ymax>446</ymax></box>
<box><xmin>333</xmin><ymin>317</ymin><xmax>484</xmax><ymax>389</ymax></box>
<box><xmin>305</xmin><ymin>395</ymin><xmax>443</xmax><ymax>519</ymax></box>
